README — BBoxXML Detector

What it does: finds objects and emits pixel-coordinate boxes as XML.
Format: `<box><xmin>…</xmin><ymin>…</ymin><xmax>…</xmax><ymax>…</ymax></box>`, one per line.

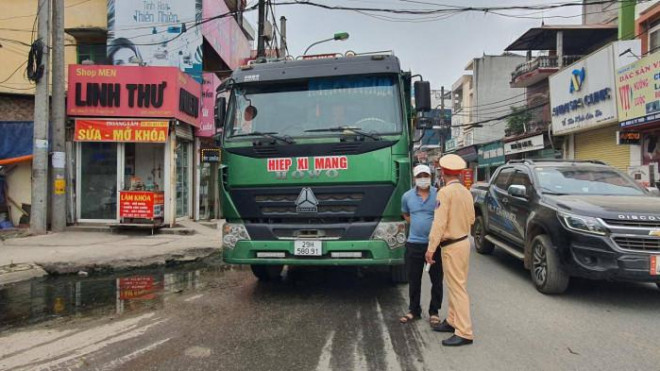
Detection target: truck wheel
<box><xmin>390</xmin><ymin>264</ymin><xmax>408</xmax><ymax>284</ymax></box>
<box><xmin>473</xmin><ymin>215</ymin><xmax>494</xmax><ymax>255</ymax></box>
<box><xmin>251</xmin><ymin>265</ymin><xmax>283</xmax><ymax>281</ymax></box>
<box><xmin>530</xmin><ymin>235</ymin><xmax>570</xmax><ymax>294</ymax></box>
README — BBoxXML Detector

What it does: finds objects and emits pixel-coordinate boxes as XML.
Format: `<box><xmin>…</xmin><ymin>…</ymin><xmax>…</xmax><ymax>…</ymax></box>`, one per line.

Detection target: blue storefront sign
<box><xmin>477</xmin><ymin>141</ymin><xmax>505</xmax><ymax>168</ymax></box>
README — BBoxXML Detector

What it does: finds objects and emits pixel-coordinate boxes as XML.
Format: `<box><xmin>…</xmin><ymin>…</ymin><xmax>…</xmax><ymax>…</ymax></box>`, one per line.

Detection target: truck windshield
<box><xmin>535</xmin><ymin>167</ymin><xmax>645</xmax><ymax>196</ymax></box>
<box><xmin>225</xmin><ymin>75</ymin><xmax>402</xmax><ymax>139</ymax></box>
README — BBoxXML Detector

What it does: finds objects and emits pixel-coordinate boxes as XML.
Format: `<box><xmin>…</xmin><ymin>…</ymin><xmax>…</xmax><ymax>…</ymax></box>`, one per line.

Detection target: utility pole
<box><xmin>31</xmin><ymin>0</ymin><xmax>51</xmax><ymax>235</ymax></box>
<box><xmin>50</xmin><ymin>0</ymin><xmax>65</xmax><ymax>232</ymax></box>
<box><xmin>279</xmin><ymin>16</ymin><xmax>287</xmax><ymax>57</ymax></box>
<box><xmin>257</xmin><ymin>0</ymin><xmax>266</xmax><ymax>58</ymax></box>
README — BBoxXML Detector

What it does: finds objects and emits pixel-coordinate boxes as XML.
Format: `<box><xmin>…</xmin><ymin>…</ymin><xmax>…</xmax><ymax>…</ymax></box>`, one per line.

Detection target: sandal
<box><xmin>399</xmin><ymin>312</ymin><xmax>420</xmax><ymax>324</ymax></box>
<box><xmin>429</xmin><ymin>315</ymin><xmax>441</xmax><ymax>327</ymax></box>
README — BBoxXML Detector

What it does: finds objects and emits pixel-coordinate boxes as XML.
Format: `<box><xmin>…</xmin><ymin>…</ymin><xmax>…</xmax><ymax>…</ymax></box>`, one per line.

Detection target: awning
<box><xmin>455</xmin><ymin>145</ymin><xmax>478</xmax><ymax>163</ymax></box>
<box><xmin>0</xmin><ymin>121</ymin><xmax>34</xmax><ymax>165</ymax></box>
<box><xmin>505</xmin><ymin>25</ymin><xmax>617</xmax><ymax>54</ymax></box>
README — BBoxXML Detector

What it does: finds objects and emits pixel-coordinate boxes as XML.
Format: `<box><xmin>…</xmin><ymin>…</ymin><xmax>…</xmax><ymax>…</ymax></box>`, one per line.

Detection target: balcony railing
<box><xmin>511</xmin><ymin>55</ymin><xmax>583</xmax><ymax>81</ymax></box>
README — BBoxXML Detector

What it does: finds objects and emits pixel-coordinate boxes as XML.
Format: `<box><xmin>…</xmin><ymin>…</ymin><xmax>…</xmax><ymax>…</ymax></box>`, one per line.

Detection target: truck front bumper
<box><xmin>223</xmin><ymin>240</ymin><xmax>404</xmax><ymax>266</ymax></box>
<box><xmin>566</xmin><ymin>232</ymin><xmax>660</xmax><ymax>283</ymax></box>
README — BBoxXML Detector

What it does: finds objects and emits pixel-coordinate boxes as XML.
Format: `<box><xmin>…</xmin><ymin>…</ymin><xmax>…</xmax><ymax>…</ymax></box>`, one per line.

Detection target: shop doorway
<box><xmin>77</xmin><ymin>143</ymin><xmax>118</xmax><ymax>221</ymax></box>
<box><xmin>123</xmin><ymin>143</ymin><xmax>165</xmax><ymax>193</ymax></box>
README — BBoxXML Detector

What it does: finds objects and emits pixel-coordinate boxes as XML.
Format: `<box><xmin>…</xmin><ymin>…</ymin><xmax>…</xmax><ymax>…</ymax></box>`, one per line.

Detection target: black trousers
<box><xmin>405</xmin><ymin>242</ymin><xmax>443</xmax><ymax>316</ymax></box>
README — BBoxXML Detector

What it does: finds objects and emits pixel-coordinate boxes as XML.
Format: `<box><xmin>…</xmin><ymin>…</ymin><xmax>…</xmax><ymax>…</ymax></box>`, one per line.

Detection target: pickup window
<box><xmin>509</xmin><ymin>170</ymin><xmax>532</xmax><ymax>189</ymax></box>
<box><xmin>493</xmin><ymin>168</ymin><xmax>514</xmax><ymax>190</ymax></box>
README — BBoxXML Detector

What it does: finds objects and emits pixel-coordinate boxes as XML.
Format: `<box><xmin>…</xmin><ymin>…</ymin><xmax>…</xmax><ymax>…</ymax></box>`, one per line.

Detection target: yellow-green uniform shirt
<box><xmin>427</xmin><ymin>181</ymin><xmax>476</xmax><ymax>252</ymax></box>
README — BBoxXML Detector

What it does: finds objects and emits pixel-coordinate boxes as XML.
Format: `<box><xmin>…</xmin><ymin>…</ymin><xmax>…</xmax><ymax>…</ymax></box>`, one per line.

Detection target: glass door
<box><xmin>175</xmin><ymin>141</ymin><xmax>191</xmax><ymax>217</ymax></box>
<box><xmin>78</xmin><ymin>142</ymin><xmax>118</xmax><ymax>220</ymax></box>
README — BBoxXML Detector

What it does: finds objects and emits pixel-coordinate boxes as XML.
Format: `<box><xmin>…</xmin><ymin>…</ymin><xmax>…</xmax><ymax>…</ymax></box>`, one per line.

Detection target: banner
<box><xmin>202</xmin><ymin>0</ymin><xmax>251</xmax><ymax>69</ymax></box>
<box><xmin>67</xmin><ymin>65</ymin><xmax>201</xmax><ymax>126</ymax></box>
<box><xmin>616</xmin><ymin>51</ymin><xmax>660</xmax><ymax>128</ymax></box>
<box><xmin>74</xmin><ymin>120</ymin><xmax>169</xmax><ymax>143</ymax></box>
<box><xmin>107</xmin><ymin>0</ymin><xmax>203</xmax><ymax>82</ymax></box>
<box><xmin>119</xmin><ymin>191</ymin><xmax>165</xmax><ymax>219</ymax></box>
<box><xmin>197</xmin><ymin>72</ymin><xmax>221</xmax><ymax>137</ymax></box>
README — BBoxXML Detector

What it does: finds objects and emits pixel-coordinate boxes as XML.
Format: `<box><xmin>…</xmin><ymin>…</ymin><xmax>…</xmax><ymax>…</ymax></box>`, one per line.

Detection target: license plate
<box><xmin>651</xmin><ymin>255</ymin><xmax>660</xmax><ymax>276</ymax></box>
<box><xmin>294</xmin><ymin>240</ymin><xmax>322</xmax><ymax>256</ymax></box>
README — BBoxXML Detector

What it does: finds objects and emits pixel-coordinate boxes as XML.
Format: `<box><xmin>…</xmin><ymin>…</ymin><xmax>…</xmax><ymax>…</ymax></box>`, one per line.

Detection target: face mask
<box><xmin>415</xmin><ymin>178</ymin><xmax>431</xmax><ymax>189</ymax></box>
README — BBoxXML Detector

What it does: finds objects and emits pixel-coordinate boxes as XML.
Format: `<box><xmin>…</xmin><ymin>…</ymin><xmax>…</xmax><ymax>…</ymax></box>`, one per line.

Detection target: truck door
<box><xmin>504</xmin><ymin>170</ymin><xmax>533</xmax><ymax>247</ymax></box>
<box><xmin>486</xmin><ymin>167</ymin><xmax>517</xmax><ymax>240</ymax></box>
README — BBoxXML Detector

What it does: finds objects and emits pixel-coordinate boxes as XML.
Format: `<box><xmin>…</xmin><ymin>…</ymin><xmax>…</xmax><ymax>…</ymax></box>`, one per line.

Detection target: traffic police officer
<box><xmin>425</xmin><ymin>154</ymin><xmax>476</xmax><ymax>346</ymax></box>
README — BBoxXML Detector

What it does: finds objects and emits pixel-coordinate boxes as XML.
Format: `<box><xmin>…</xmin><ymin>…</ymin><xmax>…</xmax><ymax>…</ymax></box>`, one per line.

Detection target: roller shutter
<box><xmin>574</xmin><ymin>124</ymin><xmax>629</xmax><ymax>171</ymax></box>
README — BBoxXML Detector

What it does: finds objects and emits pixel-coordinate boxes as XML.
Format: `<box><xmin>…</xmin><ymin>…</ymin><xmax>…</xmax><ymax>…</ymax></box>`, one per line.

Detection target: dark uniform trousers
<box><xmin>405</xmin><ymin>242</ymin><xmax>443</xmax><ymax>316</ymax></box>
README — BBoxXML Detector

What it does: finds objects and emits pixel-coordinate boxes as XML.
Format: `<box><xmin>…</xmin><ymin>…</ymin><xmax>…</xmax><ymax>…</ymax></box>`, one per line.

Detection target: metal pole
<box><xmin>303</xmin><ymin>38</ymin><xmax>333</xmax><ymax>56</ymax></box>
<box><xmin>51</xmin><ymin>0</ymin><xmax>65</xmax><ymax>232</ymax></box>
<box><xmin>279</xmin><ymin>16</ymin><xmax>287</xmax><ymax>57</ymax></box>
<box><xmin>257</xmin><ymin>0</ymin><xmax>266</xmax><ymax>57</ymax></box>
<box><xmin>31</xmin><ymin>0</ymin><xmax>51</xmax><ymax>234</ymax></box>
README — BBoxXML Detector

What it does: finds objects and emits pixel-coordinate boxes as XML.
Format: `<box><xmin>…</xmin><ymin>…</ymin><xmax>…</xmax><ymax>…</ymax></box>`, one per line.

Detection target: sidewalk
<box><xmin>0</xmin><ymin>220</ymin><xmax>222</xmax><ymax>286</ymax></box>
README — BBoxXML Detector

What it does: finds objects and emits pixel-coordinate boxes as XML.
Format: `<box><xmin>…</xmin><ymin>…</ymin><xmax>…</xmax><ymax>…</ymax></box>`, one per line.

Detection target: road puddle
<box><xmin>0</xmin><ymin>256</ymin><xmax>234</xmax><ymax>332</ymax></box>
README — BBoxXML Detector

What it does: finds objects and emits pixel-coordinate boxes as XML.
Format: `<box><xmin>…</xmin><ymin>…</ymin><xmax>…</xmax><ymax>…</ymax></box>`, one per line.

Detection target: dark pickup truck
<box><xmin>471</xmin><ymin>159</ymin><xmax>660</xmax><ymax>294</ymax></box>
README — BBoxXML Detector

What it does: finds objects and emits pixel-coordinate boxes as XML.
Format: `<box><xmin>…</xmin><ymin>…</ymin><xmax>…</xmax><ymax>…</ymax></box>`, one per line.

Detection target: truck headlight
<box><xmin>222</xmin><ymin>223</ymin><xmax>250</xmax><ymax>249</ymax></box>
<box><xmin>371</xmin><ymin>221</ymin><xmax>406</xmax><ymax>249</ymax></box>
<box><xmin>558</xmin><ymin>212</ymin><xmax>608</xmax><ymax>236</ymax></box>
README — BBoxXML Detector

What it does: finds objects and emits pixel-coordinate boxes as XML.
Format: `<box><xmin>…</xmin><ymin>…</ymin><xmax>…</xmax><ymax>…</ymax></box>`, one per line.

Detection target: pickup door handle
<box><xmin>501</xmin><ymin>197</ymin><xmax>509</xmax><ymax>204</ymax></box>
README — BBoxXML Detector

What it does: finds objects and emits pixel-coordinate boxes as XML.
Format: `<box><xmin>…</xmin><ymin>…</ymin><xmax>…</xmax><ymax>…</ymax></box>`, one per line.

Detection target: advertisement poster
<box><xmin>119</xmin><ymin>191</ymin><xmax>165</xmax><ymax>219</ymax></box>
<box><xmin>107</xmin><ymin>0</ymin><xmax>203</xmax><ymax>82</ymax></box>
<box><xmin>642</xmin><ymin>131</ymin><xmax>660</xmax><ymax>165</ymax></box>
<box><xmin>616</xmin><ymin>51</ymin><xmax>660</xmax><ymax>128</ymax></box>
<box><xmin>202</xmin><ymin>0</ymin><xmax>251</xmax><ymax>69</ymax></box>
<box><xmin>74</xmin><ymin>120</ymin><xmax>169</xmax><ymax>143</ymax></box>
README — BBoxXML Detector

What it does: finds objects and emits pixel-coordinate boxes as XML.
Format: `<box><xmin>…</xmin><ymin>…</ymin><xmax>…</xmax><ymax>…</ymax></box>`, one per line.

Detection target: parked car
<box><xmin>471</xmin><ymin>159</ymin><xmax>660</xmax><ymax>294</ymax></box>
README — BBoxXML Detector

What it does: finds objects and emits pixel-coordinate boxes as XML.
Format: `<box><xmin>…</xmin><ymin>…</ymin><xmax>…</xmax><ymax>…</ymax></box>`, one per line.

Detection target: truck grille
<box><xmin>604</xmin><ymin>219</ymin><xmax>660</xmax><ymax>228</ymax></box>
<box><xmin>613</xmin><ymin>236</ymin><xmax>660</xmax><ymax>252</ymax></box>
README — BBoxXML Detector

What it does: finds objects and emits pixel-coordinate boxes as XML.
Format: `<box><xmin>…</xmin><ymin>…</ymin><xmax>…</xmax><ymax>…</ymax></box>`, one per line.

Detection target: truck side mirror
<box><xmin>214</xmin><ymin>96</ymin><xmax>227</xmax><ymax>130</ymax></box>
<box><xmin>508</xmin><ymin>184</ymin><xmax>527</xmax><ymax>198</ymax></box>
<box><xmin>414</xmin><ymin>81</ymin><xmax>431</xmax><ymax>112</ymax></box>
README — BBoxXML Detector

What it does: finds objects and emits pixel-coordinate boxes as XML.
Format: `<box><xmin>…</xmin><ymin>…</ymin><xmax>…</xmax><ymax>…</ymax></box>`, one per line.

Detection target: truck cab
<box><xmin>472</xmin><ymin>159</ymin><xmax>660</xmax><ymax>294</ymax></box>
<box><xmin>216</xmin><ymin>54</ymin><xmax>421</xmax><ymax>282</ymax></box>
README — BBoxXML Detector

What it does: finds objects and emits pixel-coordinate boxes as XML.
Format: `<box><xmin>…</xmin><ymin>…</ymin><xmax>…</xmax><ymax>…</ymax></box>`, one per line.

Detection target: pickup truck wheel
<box><xmin>251</xmin><ymin>265</ymin><xmax>283</xmax><ymax>281</ymax></box>
<box><xmin>530</xmin><ymin>235</ymin><xmax>569</xmax><ymax>294</ymax></box>
<box><xmin>390</xmin><ymin>264</ymin><xmax>408</xmax><ymax>284</ymax></box>
<box><xmin>473</xmin><ymin>215</ymin><xmax>494</xmax><ymax>255</ymax></box>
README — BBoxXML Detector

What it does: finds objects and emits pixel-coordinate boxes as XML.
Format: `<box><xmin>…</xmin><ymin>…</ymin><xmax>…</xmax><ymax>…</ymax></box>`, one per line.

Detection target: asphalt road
<box><xmin>1</xmin><ymin>244</ymin><xmax>659</xmax><ymax>371</ymax></box>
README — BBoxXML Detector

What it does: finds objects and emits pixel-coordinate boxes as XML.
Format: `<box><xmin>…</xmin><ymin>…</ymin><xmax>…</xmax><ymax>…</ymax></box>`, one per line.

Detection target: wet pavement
<box><xmin>1</xmin><ymin>247</ymin><xmax>660</xmax><ymax>370</ymax></box>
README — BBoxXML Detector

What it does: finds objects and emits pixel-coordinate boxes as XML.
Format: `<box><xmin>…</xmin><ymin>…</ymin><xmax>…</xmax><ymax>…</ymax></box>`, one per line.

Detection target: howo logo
<box><xmin>296</xmin><ymin>187</ymin><xmax>318</xmax><ymax>213</ymax></box>
<box><xmin>569</xmin><ymin>67</ymin><xmax>586</xmax><ymax>94</ymax></box>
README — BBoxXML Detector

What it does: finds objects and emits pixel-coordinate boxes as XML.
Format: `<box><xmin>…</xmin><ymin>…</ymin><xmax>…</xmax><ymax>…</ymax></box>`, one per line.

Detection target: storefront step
<box><xmin>66</xmin><ymin>224</ymin><xmax>196</xmax><ymax>236</ymax></box>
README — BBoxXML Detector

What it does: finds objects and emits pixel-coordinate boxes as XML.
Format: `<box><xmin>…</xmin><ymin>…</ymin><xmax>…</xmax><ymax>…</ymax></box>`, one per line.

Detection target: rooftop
<box><xmin>505</xmin><ymin>24</ymin><xmax>617</xmax><ymax>54</ymax></box>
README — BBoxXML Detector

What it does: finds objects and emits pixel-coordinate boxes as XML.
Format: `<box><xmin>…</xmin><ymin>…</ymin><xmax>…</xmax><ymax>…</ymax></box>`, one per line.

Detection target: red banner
<box><xmin>67</xmin><ymin>65</ymin><xmax>201</xmax><ymax>126</ymax></box>
<box><xmin>74</xmin><ymin>120</ymin><xmax>169</xmax><ymax>143</ymax></box>
<box><xmin>119</xmin><ymin>191</ymin><xmax>164</xmax><ymax>219</ymax></box>
<box><xmin>119</xmin><ymin>276</ymin><xmax>155</xmax><ymax>300</ymax></box>
<box><xmin>461</xmin><ymin>169</ymin><xmax>474</xmax><ymax>189</ymax></box>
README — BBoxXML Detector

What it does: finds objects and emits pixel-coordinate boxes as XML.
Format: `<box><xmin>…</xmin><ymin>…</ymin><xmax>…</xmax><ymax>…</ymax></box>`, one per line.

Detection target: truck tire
<box><xmin>473</xmin><ymin>215</ymin><xmax>494</xmax><ymax>255</ymax></box>
<box><xmin>251</xmin><ymin>265</ymin><xmax>283</xmax><ymax>281</ymax></box>
<box><xmin>390</xmin><ymin>264</ymin><xmax>408</xmax><ymax>284</ymax></box>
<box><xmin>530</xmin><ymin>235</ymin><xmax>570</xmax><ymax>294</ymax></box>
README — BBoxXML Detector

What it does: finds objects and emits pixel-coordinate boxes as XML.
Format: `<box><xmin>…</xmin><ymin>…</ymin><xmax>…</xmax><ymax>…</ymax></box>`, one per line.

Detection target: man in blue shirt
<box><xmin>399</xmin><ymin>165</ymin><xmax>444</xmax><ymax>327</ymax></box>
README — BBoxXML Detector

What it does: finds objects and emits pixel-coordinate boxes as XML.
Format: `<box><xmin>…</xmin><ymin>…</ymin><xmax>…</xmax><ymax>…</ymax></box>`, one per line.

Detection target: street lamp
<box><xmin>303</xmin><ymin>32</ymin><xmax>350</xmax><ymax>55</ymax></box>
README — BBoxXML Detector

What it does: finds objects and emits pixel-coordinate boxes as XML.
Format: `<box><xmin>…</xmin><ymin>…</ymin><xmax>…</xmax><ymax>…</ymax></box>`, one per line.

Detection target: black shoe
<box><xmin>432</xmin><ymin>320</ymin><xmax>455</xmax><ymax>333</ymax></box>
<box><xmin>442</xmin><ymin>335</ymin><xmax>473</xmax><ymax>347</ymax></box>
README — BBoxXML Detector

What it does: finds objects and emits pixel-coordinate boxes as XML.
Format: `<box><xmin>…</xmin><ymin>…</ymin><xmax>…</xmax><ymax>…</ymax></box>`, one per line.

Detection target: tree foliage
<box><xmin>506</xmin><ymin>106</ymin><xmax>532</xmax><ymax>136</ymax></box>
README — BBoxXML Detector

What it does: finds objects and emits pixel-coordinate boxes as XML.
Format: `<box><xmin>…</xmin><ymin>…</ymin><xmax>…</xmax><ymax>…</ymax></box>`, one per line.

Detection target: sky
<box><xmin>246</xmin><ymin>0</ymin><xmax>584</xmax><ymax>90</ymax></box>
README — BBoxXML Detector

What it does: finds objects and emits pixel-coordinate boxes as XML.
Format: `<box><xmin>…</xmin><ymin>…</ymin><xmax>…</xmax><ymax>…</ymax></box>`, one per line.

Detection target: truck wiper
<box><xmin>304</xmin><ymin>126</ymin><xmax>381</xmax><ymax>141</ymax></box>
<box><xmin>229</xmin><ymin>131</ymin><xmax>295</xmax><ymax>144</ymax></box>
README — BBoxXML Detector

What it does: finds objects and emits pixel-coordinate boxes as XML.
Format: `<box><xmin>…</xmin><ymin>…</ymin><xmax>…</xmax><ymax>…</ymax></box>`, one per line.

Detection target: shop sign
<box><xmin>460</xmin><ymin>168</ymin><xmax>474</xmax><ymax>189</ymax></box>
<box><xmin>197</xmin><ymin>73</ymin><xmax>222</xmax><ymax>137</ymax></box>
<box><xmin>108</xmin><ymin>0</ymin><xmax>202</xmax><ymax>82</ymax></box>
<box><xmin>477</xmin><ymin>141</ymin><xmax>505</xmax><ymax>168</ymax></box>
<box><xmin>456</xmin><ymin>145</ymin><xmax>478</xmax><ymax>163</ymax></box>
<box><xmin>119</xmin><ymin>276</ymin><xmax>156</xmax><ymax>300</ymax></box>
<box><xmin>550</xmin><ymin>41</ymin><xmax>639</xmax><ymax>135</ymax></box>
<box><xmin>67</xmin><ymin>65</ymin><xmax>201</xmax><ymax>126</ymax></box>
<box><xmin>616</xmin><ymin>51</ymin><xmax>660</xmax><ymax>128</ymax></box>
<box><xmin>617</xmin><ymin>131</ymin><xmax>641</xmax><ymax>145</ymax></box>
<box><xmin>504</xmin><ymin>134</ymin><xmax>544</xmax><ymax>155</ymax></box>
<box><xmin>119</xmin><ymin>191</ymin><xmax>164</xmax><ymax>219</ymax></box>
<box><xmin>74</xmin><ymin>120</ymin><xmax>169</xmax><ymax>143</ymax></box>
<box><xmin>444</xmin><ymin>138</ymin><xmax>457</xmax><ymax>152</ymax></box>
<box><xmin>201</xmin><ymin>148</ymin><xmax>221</xmax><ymax>162</ymax></box>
